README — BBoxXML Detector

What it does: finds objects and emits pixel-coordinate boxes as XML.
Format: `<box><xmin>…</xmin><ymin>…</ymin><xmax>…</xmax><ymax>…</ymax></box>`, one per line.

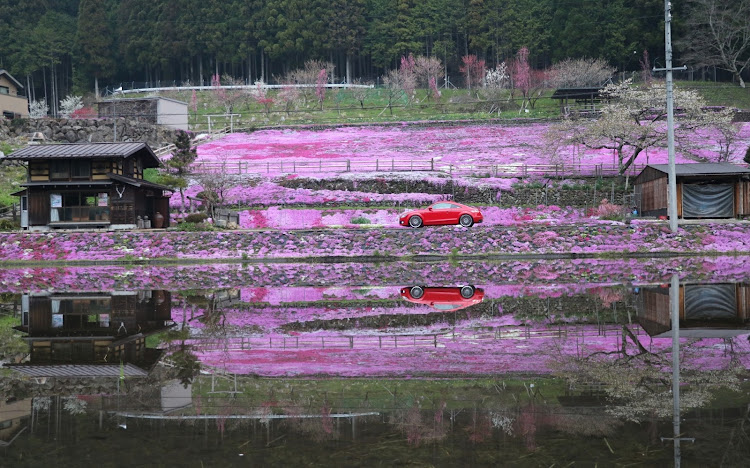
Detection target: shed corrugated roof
<box><xmin>550</xmin><ymin>87</ymin><xmax>604</xmax><ymax>100</ymax></box>
<box><xmin>646</xmin><ymin>163</ymin><xmax>750</xmax><ymax>176</ymax></box>
<box><xmin>3</xmin><ymin>142</ymin><xmax>161</xmax><ymax>167</ymax></box>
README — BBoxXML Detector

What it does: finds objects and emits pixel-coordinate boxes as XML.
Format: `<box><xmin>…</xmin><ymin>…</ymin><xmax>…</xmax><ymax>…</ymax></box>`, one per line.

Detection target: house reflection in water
<box><xmin>7</xmin><ymin>290</ymin><xmax>173</xmax><ymax>378</ymax></box>
<box><xmin>635</xmin><ymin>282</ymin><xmax>750</xmax><ymax>337</ymax></box>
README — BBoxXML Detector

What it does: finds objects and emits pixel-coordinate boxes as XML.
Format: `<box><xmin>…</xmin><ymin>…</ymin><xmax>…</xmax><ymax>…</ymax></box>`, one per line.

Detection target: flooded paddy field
<box><xmin>2</xmin><ymin>256</ymin><xmax>750</xmax><ymax>465</ymax></box>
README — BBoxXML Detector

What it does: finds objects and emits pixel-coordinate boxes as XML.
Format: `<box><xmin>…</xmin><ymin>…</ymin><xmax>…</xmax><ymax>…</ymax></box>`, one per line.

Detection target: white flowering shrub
<box><xmin>59</xmin><ymin>95</ymin><xmax>84</xmax><ymax>117</ymax></box>
<box><xmin>29</xmin><ymin>99</ymin><xmax>49</xmax><ymax>119</ymax></box>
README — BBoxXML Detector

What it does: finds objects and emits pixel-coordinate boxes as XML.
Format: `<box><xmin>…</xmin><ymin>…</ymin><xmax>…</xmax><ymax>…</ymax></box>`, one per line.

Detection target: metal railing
<box><xmin>189</xmin><ymin>159</ymin><xmax>645</xmax><ymax>177</ymax></box>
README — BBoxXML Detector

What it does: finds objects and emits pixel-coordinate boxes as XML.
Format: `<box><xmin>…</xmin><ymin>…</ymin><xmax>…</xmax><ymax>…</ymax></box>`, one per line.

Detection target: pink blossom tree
<box><xmin>512</xmin><ymin>47</ymin><xmax>546</xmax><ymax>111</ymax></box>
<box><xmin>398</xmin><ymin>54</ymin><xmax>417</xmax><ymax>103</ymax></box>
<box><xmin>460</xmin><ymin>54</ymin><xmax>486</xmax><ymax>90</ymax></box>
<box><xmin>253</xmin><ymin>82</ymin><xmax>274</xmax><ymax>116</ymax></box>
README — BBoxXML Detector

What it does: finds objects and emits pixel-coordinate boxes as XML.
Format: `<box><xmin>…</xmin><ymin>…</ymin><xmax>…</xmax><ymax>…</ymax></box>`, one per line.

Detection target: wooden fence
<box><xmin>190</xmin><ymin>158</ymin><xmax>646</xmax><ymax>178</ymax></box>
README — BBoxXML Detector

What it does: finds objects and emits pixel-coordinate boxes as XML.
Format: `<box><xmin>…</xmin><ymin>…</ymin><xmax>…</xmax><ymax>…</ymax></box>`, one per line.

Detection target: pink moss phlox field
<box><xmin>2</xmin><ymin>223</ymin><xmax>750</xmax><ymax>262</ymax></box>
<box><xmin>193</xmin><ymin>122</ymin><xmax>750</xmax><ymax>175</ymax></box>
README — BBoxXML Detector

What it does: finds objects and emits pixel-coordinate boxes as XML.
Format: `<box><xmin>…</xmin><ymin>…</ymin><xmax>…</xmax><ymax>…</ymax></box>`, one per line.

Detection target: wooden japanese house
<box><xmin>635</xmin><ymin>282</ymin><xmax>750</xmax><ymax>337</ymax></box>
<box><xmin>2</xmin><ymin>142</ymin><xmax>172</xmax><ymax>231</ymax></box>
<box><xmin>549</xmin><ymin>87</ymin><xmax>606</xmax><ymax>116</ymax></box>
<box><xmin>633</xmin><ymin>163</ymin><xmax>750</xmax><ymax>219</ymax></box>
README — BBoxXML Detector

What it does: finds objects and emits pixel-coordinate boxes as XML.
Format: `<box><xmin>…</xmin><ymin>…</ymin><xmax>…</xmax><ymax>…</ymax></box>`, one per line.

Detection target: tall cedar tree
<box><xmin>77</xmin><ymin>0</ymin><xmax>115</xmax><ymax>97</ymax></box>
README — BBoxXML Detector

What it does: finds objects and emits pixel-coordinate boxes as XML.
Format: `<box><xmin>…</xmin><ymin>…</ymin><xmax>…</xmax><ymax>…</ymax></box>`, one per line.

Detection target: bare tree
<box><xmin>280</xmin><ymin>60</ymin><xmax>335</xmax><ymax>105</ymax></box>
<box><xmin>382</xmin><ymin>69</ymin><xmax>407</xmax><ymax>115</ymax></box>
<box><xmin>413</xmin><ymin>56</ymin><xmax>443</xmax><ymax>88</ymax></box>
<box><xmin>349</xmin><ymin>79</ymin><xmax>373</xmax><ymax>108</ymax></box>
<box><xmin>678</xmin><ymin>0</ymin><xmax>750</xmax><ymax>88</ymax></box>
<box><xmin>548</xmin><ymin>58</ymin><xmax>615</xmax><ymax>88</ymax></box>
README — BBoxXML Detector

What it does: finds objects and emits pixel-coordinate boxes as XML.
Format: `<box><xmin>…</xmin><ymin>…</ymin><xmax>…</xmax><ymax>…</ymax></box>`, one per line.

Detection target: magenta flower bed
<box><xmin>2</xmin><ymin>223</ymin><xmax>750</xmax><ymax>262</ymax></box>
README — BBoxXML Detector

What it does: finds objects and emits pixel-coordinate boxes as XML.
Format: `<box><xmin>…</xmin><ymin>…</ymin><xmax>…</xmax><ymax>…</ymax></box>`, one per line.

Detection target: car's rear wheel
<box><xmin>460</xmin><ymin>285</ymin><xmax>475</xmax><ymax>299</ymax></box>
<box><xmin>409</xmin><ymin>216</ymin><xmax>423</xmax><ymax>228</ymax></box>
<box><xmin>410</xmin><ymin>286</ymin><xmax>424</xmax><ymax>299</ymax></box>
<box><xmin>459</xmin><ymin>214</ymin><xmax>474</xmax><ymax>227</ymax></box>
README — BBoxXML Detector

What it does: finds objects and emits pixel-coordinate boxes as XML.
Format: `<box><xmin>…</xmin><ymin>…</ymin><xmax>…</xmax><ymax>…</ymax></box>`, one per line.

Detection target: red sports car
<box><xmin>399</xmin><ymin>202</ymin><xmax>483</xmax><ymax>228</ymax></box>
<box><xmin>400</xmin><ymin>286</ymin><xmax>485</xmax><ymax>311</ymax></box>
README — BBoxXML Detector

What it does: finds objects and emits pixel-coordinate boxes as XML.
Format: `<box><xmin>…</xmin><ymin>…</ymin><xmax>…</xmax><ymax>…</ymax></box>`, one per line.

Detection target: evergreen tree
<box><xmin>77</xmin><ymin>0</ymin><xmax>116</xmax><ymax>97</ymax></box>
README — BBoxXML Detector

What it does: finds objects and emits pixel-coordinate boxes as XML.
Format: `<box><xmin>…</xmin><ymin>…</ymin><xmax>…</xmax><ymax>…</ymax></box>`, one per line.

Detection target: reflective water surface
<box><xmin>2</xmin><ymin>257</ymin><xmax>750</xmax><ymax>466</ymax></box>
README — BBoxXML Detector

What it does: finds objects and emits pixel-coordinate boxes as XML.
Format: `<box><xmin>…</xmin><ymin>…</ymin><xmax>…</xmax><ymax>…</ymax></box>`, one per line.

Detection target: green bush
<box><xmin>173</xmin><ymin>222</ymin><xmax>215</xmax><ymax>232</ymax></box>
<box><xmin>0</xmin><ymin>219</ymin><xmax>17</xmax><ymax>231</ymax></box>
<box><xmin>184</xmin><ymin>212</ymin><xmax>209</xmax><ymax>223</ymax></box>
<box><xmin>350</xmin><ymin>216</ymin><xmax>371</xmax><ymax>224</ymax></box>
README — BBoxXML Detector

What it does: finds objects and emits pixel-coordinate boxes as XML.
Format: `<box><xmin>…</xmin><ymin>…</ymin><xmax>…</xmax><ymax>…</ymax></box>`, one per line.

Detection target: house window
<box><xmin>71</xmin><ymin>160</ymin><xmax>91</xmax><ymax>179</ymax></box>
<box><xmin>50</xmin><ymin>160</ymin><xmax>70</xmax><ymax>180</ymax></box>
<box><xmin>0</xmin><ymin>86</ymin><xmax>9</xmax><ymax>95</ymax></box>
<box><xmin>50</xmin><ymin>192</ymin><xmax>110</xmax><ymax>223</ymax></box>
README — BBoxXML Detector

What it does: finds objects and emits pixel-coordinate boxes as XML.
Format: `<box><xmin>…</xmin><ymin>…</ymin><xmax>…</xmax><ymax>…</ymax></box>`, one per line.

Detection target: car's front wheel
<box><xmin>410</xmin><ymin>286</ymin><xmax>425</xmax><ymax>299</ymax></box>
<box><xmin>460</xmin><ymin>285</ymin><xmax>475</xmax><ymax>299</ymax></box>
<box><xmin>459</xmin><ymin>214</ymin><xmax>474</xmax><ymax>227</ymax></box>
<box><xmin>409</xmin><ymin>216</ymin><xmax>423</xmax><ymax>228</ymax></box>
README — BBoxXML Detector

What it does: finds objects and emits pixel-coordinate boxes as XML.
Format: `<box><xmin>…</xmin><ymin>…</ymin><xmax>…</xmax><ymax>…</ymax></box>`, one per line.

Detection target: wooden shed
<box><xmin>2</xmin><ymin>142</ymin><xmax>172</xmax><ymax>231</ymax></box>
<box><xmin>549</xmin><ymin>87</ymin><xmax>605</xmax><ymax>116</ymax></box>
<box><xmin>633</xmin><ymin>163</ymin><xmax>750</xmax><ymax>219</ymax></box>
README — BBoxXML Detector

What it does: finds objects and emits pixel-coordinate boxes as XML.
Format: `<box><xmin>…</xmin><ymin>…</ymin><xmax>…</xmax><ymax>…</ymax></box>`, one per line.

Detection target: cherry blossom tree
<box><xmin>552</xmin><ymin>79</ymin><xmax>735</xmax><ymax>175</ymax></box>
<box><xmin>460</xmin><ymin>54</ymin><xmax>485</xmax><ymax>90</ymax></box>
<box><xmin>511</xmin><ymin>47</ymin><xmax>547</xmax><ymax>111</ymax></box>
<box><xmin>398</xmin><ymin>54</ymin><xmax>417</xmax><ymax>103</ymax></box>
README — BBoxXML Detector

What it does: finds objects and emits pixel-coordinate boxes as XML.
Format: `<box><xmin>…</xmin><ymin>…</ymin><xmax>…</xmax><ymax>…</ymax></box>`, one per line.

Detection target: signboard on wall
<box><xmin>98</xmin><ymin>192</ymin><xmax>108</xmax><ymax>207</ymax></box>
<box><xmin>50</xmin><ymin>193</ymin><xmax>62</xmax><ymax>208</ymax></box>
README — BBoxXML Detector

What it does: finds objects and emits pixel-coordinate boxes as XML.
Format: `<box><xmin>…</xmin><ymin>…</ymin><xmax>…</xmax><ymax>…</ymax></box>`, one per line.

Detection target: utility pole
<box><xmin>654</xmin><ymin>1</ymin><xmax>686</xmax><ymax>232</ymax></box>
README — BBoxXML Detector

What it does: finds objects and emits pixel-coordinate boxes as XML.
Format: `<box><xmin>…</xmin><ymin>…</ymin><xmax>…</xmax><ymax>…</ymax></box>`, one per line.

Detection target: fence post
<box><xmin>376</xmin><ymin>159</ymin><xmax>379</xmax><ymax>171</ymax></box>
<box><xmin>293</xmin><ymin>161</ymin><xmax>296</xmax><ymax>173</ymax></box>
<box><xmin>431</xmin><ymin>158</ymin><xmax>434</xmax><ymax>171</ymax></box>
<box><xmin>319</xmin><ymin>159</ymin><xmax>322</xmax><ymax>172</ymax></box>
<box><xmin>238</xmin><ymin>161</ymin><xmax>241</xmax><ymax>174</ymax></box>
<box><xmin>267</xmin><ymin>162</ymin><xmax>269</xmax><ymax>173</ymax></box>
<box><xmin>392</xmin><ymin>158</ymin><xmax>394</xmax><ymax>170</ymax></box>
<box><xmin>347</xmin><ymin>159</ymin><xmax>351</xmax><ymax>171</ymax></box>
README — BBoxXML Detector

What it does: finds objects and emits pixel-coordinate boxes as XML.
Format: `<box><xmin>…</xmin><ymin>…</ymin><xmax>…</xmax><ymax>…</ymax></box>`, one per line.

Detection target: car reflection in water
<box><xmin>400</xmin><ymin>285</ymin><xmax>484</xmax><ymax>311</ymax></box>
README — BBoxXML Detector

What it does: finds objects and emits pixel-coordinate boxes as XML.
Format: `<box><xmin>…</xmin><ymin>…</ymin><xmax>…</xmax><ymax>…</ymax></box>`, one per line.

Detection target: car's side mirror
<box><xmin>428</xmin><ymin>207</ymin><xmax>433</xmax><ymax>211</ymax></box>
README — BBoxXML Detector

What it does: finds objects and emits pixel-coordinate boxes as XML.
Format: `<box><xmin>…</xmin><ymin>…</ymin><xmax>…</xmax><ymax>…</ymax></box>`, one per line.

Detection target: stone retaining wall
<box><xmin>0</xmin><ymin>117</ymin><xmax>177</xmax><ymax>147</ymax></box>
<box><xmin>281</xmin><ymin>177</ymin><xmax>631</xmax><ymax>207</ymax></box>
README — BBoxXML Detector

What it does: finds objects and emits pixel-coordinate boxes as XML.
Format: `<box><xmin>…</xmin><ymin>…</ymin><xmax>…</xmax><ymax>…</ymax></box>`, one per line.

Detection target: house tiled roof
<box><xmin>3</xmin><ymin>142</ymin><xmax>160</xmax><ymax>167</ymax></box>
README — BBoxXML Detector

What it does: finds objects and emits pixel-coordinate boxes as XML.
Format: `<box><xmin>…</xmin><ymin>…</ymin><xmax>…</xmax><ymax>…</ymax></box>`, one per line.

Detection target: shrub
<box><xmin>0</xmin><ymin>219</ymin><xmax>17</xmax><ymax>231</ymax></box>
<box><xmin>184</xmin><ymin>212</ymin><xmax>209</xmax><ymax>223</ymax></box>
<box><xmin>173</xmin><ymin>222</ymin><xmax>215</xmax><ymax>232</ymax></box>
<box><xmin>351</xmin><ymin>216</ymin><xmax>371</xmax><ymax>224</ymax></box>
<box><xmin>593</xmin><ymin>198</ymin><xmax>625</xmax><ymax>220</ymax></box>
